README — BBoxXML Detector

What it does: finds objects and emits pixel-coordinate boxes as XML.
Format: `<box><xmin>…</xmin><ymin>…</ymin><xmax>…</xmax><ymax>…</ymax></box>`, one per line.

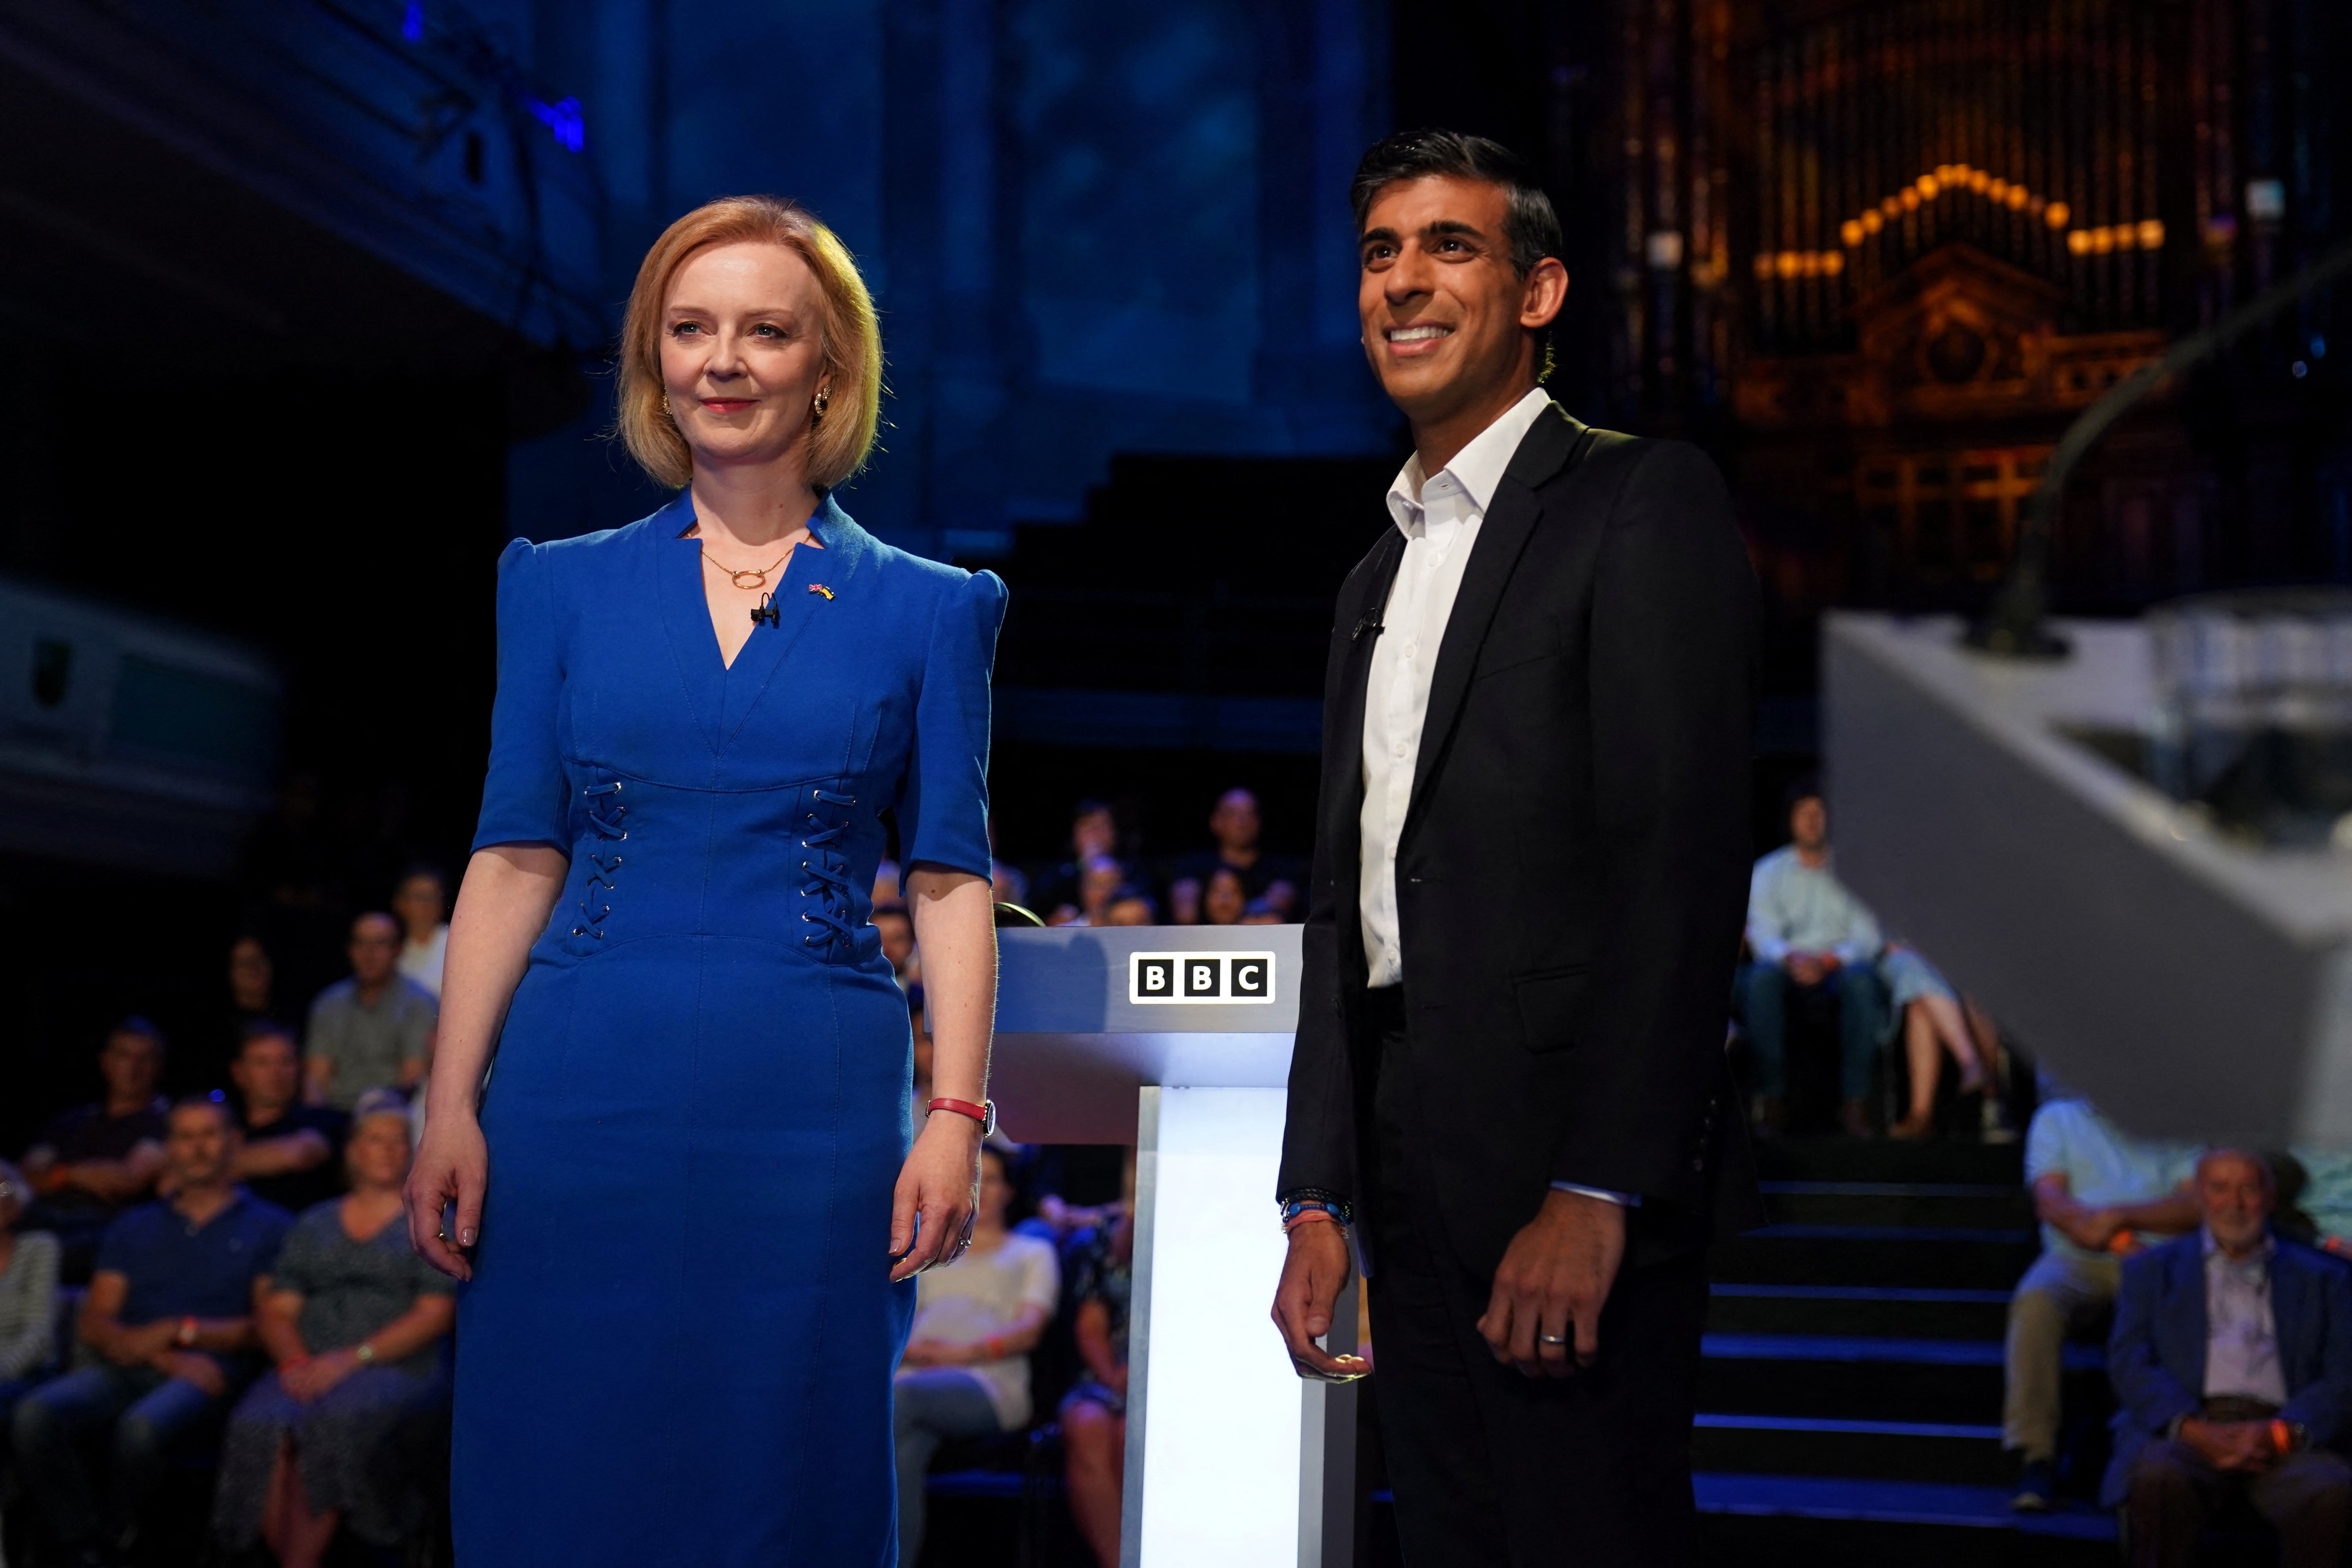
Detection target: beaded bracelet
<box><xmin>1280</xmin><ymin>1198</ymin><xmax>1352</xmax><ymax>1233</ymax></box>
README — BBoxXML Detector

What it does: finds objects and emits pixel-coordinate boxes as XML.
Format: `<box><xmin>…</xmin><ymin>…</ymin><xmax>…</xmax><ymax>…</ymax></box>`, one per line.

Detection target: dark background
<box><xmin>5</xmin><ymin>0</ymin><xmax>2348</xmax><ymax>1151</ymax></box>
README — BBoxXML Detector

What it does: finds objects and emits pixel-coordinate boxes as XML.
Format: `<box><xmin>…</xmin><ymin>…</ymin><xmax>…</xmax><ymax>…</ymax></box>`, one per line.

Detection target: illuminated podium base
<box><xmin>993</xmin><ymin>926</ymin><xmax>1356</xmax><ymax>1568</ymax></box>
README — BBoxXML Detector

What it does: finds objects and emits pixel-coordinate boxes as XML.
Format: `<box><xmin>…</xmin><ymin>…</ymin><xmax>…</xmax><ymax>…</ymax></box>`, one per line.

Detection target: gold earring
<box><xmin>812</xmin><ymin>388</ymin><xmax>831</xmax><ymax>420</ymax></box>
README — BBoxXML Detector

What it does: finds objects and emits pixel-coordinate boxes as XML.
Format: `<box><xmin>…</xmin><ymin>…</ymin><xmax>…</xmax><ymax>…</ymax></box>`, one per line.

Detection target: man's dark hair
<box><xmin>108</xmin><ymin>1016</ymin><xmax>168</xmax><ymax>1060</ymax></box>
<box><xmin>1784</xmin><ymin>774</ymin><xmax>1825</xmax><ymax>813</ymax></box>
<box><xmin>1350</xmin><ymin>129</ymin><xmax>1564</xmax><ymax>379</ymax></box>
<box><xmin>1350</xmin><ymin>129</ymin><xmax>1563</xmax><ymax>279</ymax></box>
<box><xmin>236</xmin><ymin>1019</ymin><xmax>299</xmax><ymax>1056</ymax></box>
<box><xmin>167</xmin><ymin>1093</ymin><xmax>234</xmax><ymax>1129</ymax></box>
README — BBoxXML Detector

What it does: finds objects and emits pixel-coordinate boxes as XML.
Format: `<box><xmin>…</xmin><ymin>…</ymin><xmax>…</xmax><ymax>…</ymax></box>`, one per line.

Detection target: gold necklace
<box><xmin>699</xmin><ymin>545</ymin><xmax>791</xmax><ymax>590</ymax></box>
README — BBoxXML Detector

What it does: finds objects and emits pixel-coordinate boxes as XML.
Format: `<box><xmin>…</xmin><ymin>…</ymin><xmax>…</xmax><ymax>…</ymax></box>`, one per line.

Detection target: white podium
<box><xmin>993</xmin><ymin>924</ymin><xmax>1357</xmax><ymax>1568</ymax></box>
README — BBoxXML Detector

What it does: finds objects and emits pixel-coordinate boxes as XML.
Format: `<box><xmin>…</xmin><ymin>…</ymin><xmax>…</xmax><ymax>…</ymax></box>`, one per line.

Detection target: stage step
<box><xmin>1699</xmin><ymin>1333</ymin><xmax>2102</xmax><ymax>1425</ymax></box>
<box><xmin>1710</xmin><ymin>1223</ymin><xmax>2038</xmax><ymax>1289</ymax></box>
<box><xmin>1693</xmin><ymin>1472</ymin><xmax>2117</xmax><ymax>1566</ymax></box>
<box><xmin>1708</xmin><ymin>1282</ymin><xmax>2013</xmax><ymax>1339</ymax></box>
<box><xmin>1691</xmin><ymin>1412</ymin><xmax>2012</xmax><ymax>1484</ymax></box>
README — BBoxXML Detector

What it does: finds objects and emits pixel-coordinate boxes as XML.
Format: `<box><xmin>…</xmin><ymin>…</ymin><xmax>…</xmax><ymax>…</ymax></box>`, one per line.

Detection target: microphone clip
<box><xmin>750</xmin><ymin>594</ymin><xmax>780</xmax><ymax>629</ymax></box>
<box><xmin>1351</xmin><ymin>617</ymin><xmax>1385</xmax><ymax>643</ymax></box>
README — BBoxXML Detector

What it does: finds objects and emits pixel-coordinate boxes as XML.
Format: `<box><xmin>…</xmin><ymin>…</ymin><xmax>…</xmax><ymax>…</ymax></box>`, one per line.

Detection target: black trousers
<box><xmin>1365</xmin><ymin>995</ymin><xmax>1711</xmax><ymax>1568</ymax></box>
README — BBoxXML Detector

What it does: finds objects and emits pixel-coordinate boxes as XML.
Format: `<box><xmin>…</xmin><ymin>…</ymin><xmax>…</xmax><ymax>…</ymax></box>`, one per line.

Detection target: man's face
<box><xmin>392</xmin><ymin>875</ymin><xmax>445</xmax><ymax>939</ymax></box>
<box><xmin>1072</xmin><ymin>810</ymin><xmax>1116</xmax><ymax>861</ymax></box>
<box><xmin>231</xmin><ymin>1035</ymin><xmax>299</xmax><ymax>1114</ymax></box>
<box><xmin>2199</xmin><ymin>1154</ymin><xmax>2275</xmax><ymax>1255</ymax></box>
<box><xmin>349</xmin><ymin>915</ymin><xmax>401</xmax><ymax>985</ymax></box>
<box><xmin>875</xmin><ymin>911</ymin><xmax>914</xmax><ymax>971</ymax></box>
<box><xmin>100</xmin><ymin>1032</ymin><xmax>159</xmax><ymax>1102</ymax></box>
<box><xmin>1789</xmin><ymin>797</ymin><xmax>1829</xmax><ymax>853</ymax></box>
<box><xmin>165</xmin><ymin>1104</ymin><xmax>235</xmax><ymax>1188</ymax></box>
<box><xmin>228</xmin><ymin>939</ymin><xmax>272</xmax><ymax>1009</ymax></box>
<box><xmin>1210</xmin><ymin>791</ymin><xmax>1260</xmax><ymax>853</ymax></box>
<box><xmin>1357</xmin><ymin>175</ymin><xmax>1563</xmax><ymax>427</ymax></box>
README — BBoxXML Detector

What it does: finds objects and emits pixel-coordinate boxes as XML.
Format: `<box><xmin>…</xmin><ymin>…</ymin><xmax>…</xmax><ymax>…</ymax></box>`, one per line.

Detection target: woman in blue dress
<box><xmin>403</xmin><ymin>195</ymin><xmax>1006</xmax><ymax>1566</ymax></box>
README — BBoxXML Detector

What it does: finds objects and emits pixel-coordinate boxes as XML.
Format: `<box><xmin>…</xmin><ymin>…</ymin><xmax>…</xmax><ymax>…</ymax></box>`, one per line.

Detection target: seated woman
<box><xmin>0</xmin><ymin>1158</ymin><xmax>62</xmax><ymax>1427</ymax></box>
<box><xmin>212</xmin><ymin>1092</ymin><xmax>456</xmax><ymax>1567</ymax></box>
<box><xmin>1060</xmin><ymin>1199</ymin><xmax>1133</xmax><ymax>1568</ymax></box>
<box><xmin>1880</xmin><ymin>943</ymin><xmax>1989</xmax><ymax>1140</ymax></box>
<box><xmin>893</xmin><ymin>1144</ymin><xmax>1058</xmax><ymax>1566</ymax></box>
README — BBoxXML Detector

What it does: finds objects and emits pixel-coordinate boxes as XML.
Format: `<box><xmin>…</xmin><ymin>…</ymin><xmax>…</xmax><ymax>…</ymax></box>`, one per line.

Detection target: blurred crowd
<box><xmin>13</xmin><ymin>775</ymin><xmax>2352</xmax><ymax>1568</ymax></box>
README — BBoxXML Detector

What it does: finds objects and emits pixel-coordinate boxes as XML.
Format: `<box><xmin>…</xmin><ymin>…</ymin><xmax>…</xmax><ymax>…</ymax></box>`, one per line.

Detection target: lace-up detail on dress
<box><xmin>799</xmin><ymin>787</ymin><xmax>859</xmax><ymax>954</ymax></box>
<box><xmin>571</xmin><ymin>781</ymin><xmax>626</xmax><ymax>942</ymax></box>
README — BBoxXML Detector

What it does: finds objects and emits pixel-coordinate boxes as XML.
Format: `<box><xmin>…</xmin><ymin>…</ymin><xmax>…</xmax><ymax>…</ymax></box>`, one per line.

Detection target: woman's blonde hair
<box><xmin>615</xmin><ymin>195</ymin><xmax>883</xmax><ymax>493</ymax></box>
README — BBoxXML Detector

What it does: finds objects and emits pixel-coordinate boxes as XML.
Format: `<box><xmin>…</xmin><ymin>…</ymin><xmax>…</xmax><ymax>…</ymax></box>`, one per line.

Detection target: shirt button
<box><xmin>1394</xmin><ymin>742</ymin><xmax>1408</xmax><ymax>758</ymax></box>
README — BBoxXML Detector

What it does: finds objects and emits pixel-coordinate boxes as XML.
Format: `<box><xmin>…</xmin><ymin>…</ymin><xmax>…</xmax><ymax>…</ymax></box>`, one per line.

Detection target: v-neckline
<box><xmin>655</xmin><ymin>495</ymin><xmax>849</xmax><ymax>758</ymax></box>
<box><xmin>683</xmin><ymin>523</ymin><xmax>826</xmax><ymax>674</ymax></box>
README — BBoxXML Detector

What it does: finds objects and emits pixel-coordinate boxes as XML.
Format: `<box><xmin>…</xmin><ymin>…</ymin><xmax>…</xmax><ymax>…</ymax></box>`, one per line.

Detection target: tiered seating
<box><xmin>1693</xmin><ymin>1137</ymin><xmax>2117</xmax><ymax>1565</ymax></box>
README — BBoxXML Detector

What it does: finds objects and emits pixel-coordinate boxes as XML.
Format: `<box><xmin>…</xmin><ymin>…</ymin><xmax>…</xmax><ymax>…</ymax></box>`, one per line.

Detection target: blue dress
<box><xmin>452</xmin><ymin>491</ymin><xmax>1005</xmax><ymax>1566</ymax></box>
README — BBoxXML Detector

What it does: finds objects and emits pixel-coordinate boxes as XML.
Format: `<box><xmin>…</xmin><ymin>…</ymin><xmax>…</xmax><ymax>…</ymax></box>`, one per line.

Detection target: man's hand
<box><xmin>2058</xmin><ymin>1206</ymin><xmax>2122</xmax><ymax>1252</ymax></box>
<box><xmin>1270</xmin><ymin>1221</ymin><xmax>1365</xmax><ymax>1381</ymax></box>
<box><xmin>107</xmin><ymin>1319</ymin><xmax>177</xmax><ymax>1368</ymax></box>
<box><xmin>2181</xmin><ymin>1417</ymin><xmax>2275</xmax><ymax>1472</ymax></box>
<box><xmin>152</xmin><ymin>1350</ymin><xmax>226</xmax><ymax>1397</ymax></box>
<box><xmin>1478</xmin><ymin>1189</ymin><xmax>1627</xmax><ymax>1378</ymax></box>
<box><xmin>1785</xmin><ymin>953</ymin><xmax>1825</xmax><ymax>986</ymax></box>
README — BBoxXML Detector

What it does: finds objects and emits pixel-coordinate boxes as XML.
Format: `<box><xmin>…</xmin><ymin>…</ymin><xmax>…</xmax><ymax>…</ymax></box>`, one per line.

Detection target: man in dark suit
<box><xmin>2106</xmin><ymin>1149</ymin><xmax>2352</xmax><ymax>1568</ymax></box>
<box><xmin>1268</xmin><ymin>129</ymin><xmax>1760</xmax><ymax>1566</ymax></box>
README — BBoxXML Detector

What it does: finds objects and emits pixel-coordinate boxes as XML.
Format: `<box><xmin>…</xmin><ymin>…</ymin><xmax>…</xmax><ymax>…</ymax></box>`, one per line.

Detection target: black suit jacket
<box><xmin>1278</xmin><ymin>404</ymin><xmax>1765</xmax><ymax>1278</ymax></box>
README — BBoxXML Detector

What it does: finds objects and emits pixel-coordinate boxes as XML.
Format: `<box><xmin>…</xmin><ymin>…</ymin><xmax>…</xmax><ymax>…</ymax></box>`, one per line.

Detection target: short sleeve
<box><xmin>472</xmin><ymin>539</ymin><xmax>570</xmax><ymax>853</ymax></box>
<box><xmin>2024</xmin><ymin>1103</ymin><xmax>2069</xmax><ymax>1185</ymax></box>
<box><xmin>267</xmin><ymin>1213</ymin><xmax>328</xmax><ymax>1295</ymax></box>
<box><xmin>1017</xmin><ymin>1236</ymin><xmax>1061</xmax><ymax>1314</ymax></box>
<box><xmin>91</xmin><ymin>1208</ymin><xmax>146</xmax><ymax>1279</ymax></box>
<box><xmin>897</xmin><ymin>570</ymin><xmax>1008</xmax><ymax>878</ymax></box>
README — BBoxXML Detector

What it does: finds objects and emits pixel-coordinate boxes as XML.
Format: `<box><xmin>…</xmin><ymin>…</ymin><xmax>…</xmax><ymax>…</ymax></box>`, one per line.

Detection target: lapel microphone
<box><xmin>1352</xmin><ymin>617</ymin><xmax>1385</xmax><ymax>643</ymax></box>
<box><xmin>750</xmin><ymin>594</ymin><xmax>779</xmax><ymax>629</ymax></box>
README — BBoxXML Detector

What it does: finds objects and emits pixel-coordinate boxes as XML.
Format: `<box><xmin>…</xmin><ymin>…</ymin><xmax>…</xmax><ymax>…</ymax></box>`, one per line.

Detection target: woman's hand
<box><xmin>407</xmin><ymin>1113</ymin><xmax>488</xmax><ymax>1281</ymax></box>
<box><xmin>890</xmin><ymin>1112</ymin><xmax>982</xmax><ymax>1282</ymax></box>
<box><xmin>281</xmin><ymin>1347</ymin><xmax>361</xmax><ymax>1403</ymax></box>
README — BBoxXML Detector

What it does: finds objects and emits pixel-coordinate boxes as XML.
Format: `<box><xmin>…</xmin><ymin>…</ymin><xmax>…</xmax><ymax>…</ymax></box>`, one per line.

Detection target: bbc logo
<box><xmin>1129</xmin><ymin>951</ymin><xmax>1277</xmax><ymax>1005</ymax></box>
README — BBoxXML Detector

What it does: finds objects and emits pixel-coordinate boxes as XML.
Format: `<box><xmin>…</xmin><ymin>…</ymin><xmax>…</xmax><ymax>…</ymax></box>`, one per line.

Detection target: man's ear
<box><xmin>1520</xmin><ymin>258</ymin><xmax>1570</xmax><ymax>330</ymax></box>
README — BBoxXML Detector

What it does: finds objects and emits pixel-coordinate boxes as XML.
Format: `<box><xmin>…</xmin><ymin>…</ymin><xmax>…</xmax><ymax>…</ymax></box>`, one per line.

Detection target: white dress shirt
<box><xmin>1354</xmin><ymin>387</ymin><xmax>1636</xmax><ymax>1209</ymax></box>
<box><xmin>2203</xmin><ymin>1229</ymin><xmax>2288</xmax><ymax>1406</ymax></box>
<box><xmin>1359</xmin><ymin>386</ymin><xmax>1555</xmax><ymax>987</ymax></box>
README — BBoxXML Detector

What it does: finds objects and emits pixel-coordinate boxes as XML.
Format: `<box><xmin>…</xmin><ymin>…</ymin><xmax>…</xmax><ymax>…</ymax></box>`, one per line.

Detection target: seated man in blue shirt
<box><xmin>10</xmin><ymin>1098</ymin><xmax>292</xmax><ymax>1565</ymax></box>
<box><xmin>2106</xmin><ymin>1150</ymin><xmax>2352</xmax><ymax>1568</ymax></box>
<box><xmin>1739</xmin><ymin>781</ymin><xmax>1890</xmax><ymax>1136</ymax></box>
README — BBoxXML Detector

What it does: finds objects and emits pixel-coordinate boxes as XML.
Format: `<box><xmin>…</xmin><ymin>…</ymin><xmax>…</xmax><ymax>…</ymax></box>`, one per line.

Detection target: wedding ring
<box><xmin>1538</xmin><ymin>1333</ymin><xmax>1570</xmax><ymax>1345</ymax></box>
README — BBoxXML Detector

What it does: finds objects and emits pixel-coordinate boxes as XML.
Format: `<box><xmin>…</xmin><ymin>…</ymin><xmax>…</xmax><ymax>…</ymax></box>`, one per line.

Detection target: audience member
<box><xmin>212</xmin><ymin>1092</ymin><xmax>456</xmax><ymax>1567</ymax></box>
<box><xmin>2284</xmin><ymin>1147</ymin><xmax>2352</xmax><ymax>1254</ymax></box>
<box><xmin>221</xmin><ymin>936</ymin><xmax>285</xmax><ymax>1082</ymax></box>
<box><xmin>892</xmin><ymin>1145</ymin><xmax>1059</xmax><ymax>1566</ymax></box>
<box><xmin>907</xmin><ymin>985</ymin><xmax>933</xmax><ymax>1114</ymax></box>
<box><xmin>20</xmin><ymin>1019</ymin><xmax>172</xmax><ymax>1276</ymax></box>
<box><xmin>1739</xmin><ymin>782</ymin><xmax>1889</xmax><ymax>1137</ymax></box>
<box><xmin>0</xmin><ymin>1159</ymin><xmax>63</xmax><ymax>1432</ymax></box>
<box><xmin>11</xmin><ymin>1099</ymin><xmax>292</xmax><ymax>1563</ymax></box>
<box><xmin>873</xmin><ymin>858</ymin><xmax>903</xmax><ymax>909</ymax></box>
<box><xmin>1045</xmin><ymin>855</ymin><xmax>1125</xmax><ymax>928</ymax></box>
<box><xmin>1061</xmin><ymin>1201</ymin><xmax>1133</xmax><ymax>1568</ymax></box>
<box><xmin>1167</xmin><ymin>788</ymin><xmax>1300</xmax><ymax>924</ymax></box>
<box><xmin>2008</xmin><ymin>1087</ymin><xmax>2201</xmax><ymax>1510</ymax></box>
<box><xmin>1033</xmin><ymin>801</ymin><xmax>1123</xmax><ymax>921</ymax></box>
<box><xmin>231</xmin><ymin>1024</ymin><xmax>348</xmax><ymax>1215</ymax></box>
<box><xmin>2107</xmin><ymin>1150</ymin><xmax>2352</xmax><ymax>1566</ymax></box>
<box><xmin>875</xmin><ymin>904</ymin><xmax>919</xmax><ymax>989</ymax></box>
<box><xmin>1101</xmin><ymin>886</ymin><xmax>1157</xmax><ymax>926</ymax></box>
<box><xmin>1200</xmin><ymin>866</ymin><xmax>1249</xmax><ymax>927</ymax></box>
<box><xmin>391</xmin><ymin>867</ymin><xmax>450</xmax><ymax>1000</ymax></box>
<box><xmin>1879</xmin><ymin>943</ymin><xmax>1988</xmax><ymax>1140</ymax></box>
<box><xmin>303</xmin><ymin>914</ymin><xmax>436</xmax><ymax>1111</ymax></box>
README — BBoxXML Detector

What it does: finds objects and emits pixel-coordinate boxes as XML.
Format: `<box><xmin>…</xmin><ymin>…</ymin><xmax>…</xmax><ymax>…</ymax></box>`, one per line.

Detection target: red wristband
<box><xmin>2274</xmin><ymin>1419</ymin><xmax>2295</xmax><ymax>1455</ymax></box>
<box><xmin>927</xmin><ymin>1098</ymin><xmax>997</xmax><ymax>1136</ymax></box>
<box><xmin>1283</xmin><ymin>1207</ymin><xmax>1342</xmax><ymax>1234</ymax></box>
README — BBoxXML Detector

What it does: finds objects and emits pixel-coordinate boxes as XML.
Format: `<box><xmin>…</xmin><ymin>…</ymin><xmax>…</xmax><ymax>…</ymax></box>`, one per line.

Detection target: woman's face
<box><xmin>977</xmin><ymin>1153</ymin><xmax>1012</xmax><ymax>1228</ymax></box>
<box><xmin>659</xmin><ymin>241</ymin><xmax>830</xmax><ymax>480</ymax></box>
<box><xmin>1203</xmin><ymin>869</ymin><xmax>1247</xmax><ymax>926</ymax></box>
<box><xmin>346</xmin><ymin>1113</ymin><xmax>413</xmax><ymax>1192</ymax></box>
